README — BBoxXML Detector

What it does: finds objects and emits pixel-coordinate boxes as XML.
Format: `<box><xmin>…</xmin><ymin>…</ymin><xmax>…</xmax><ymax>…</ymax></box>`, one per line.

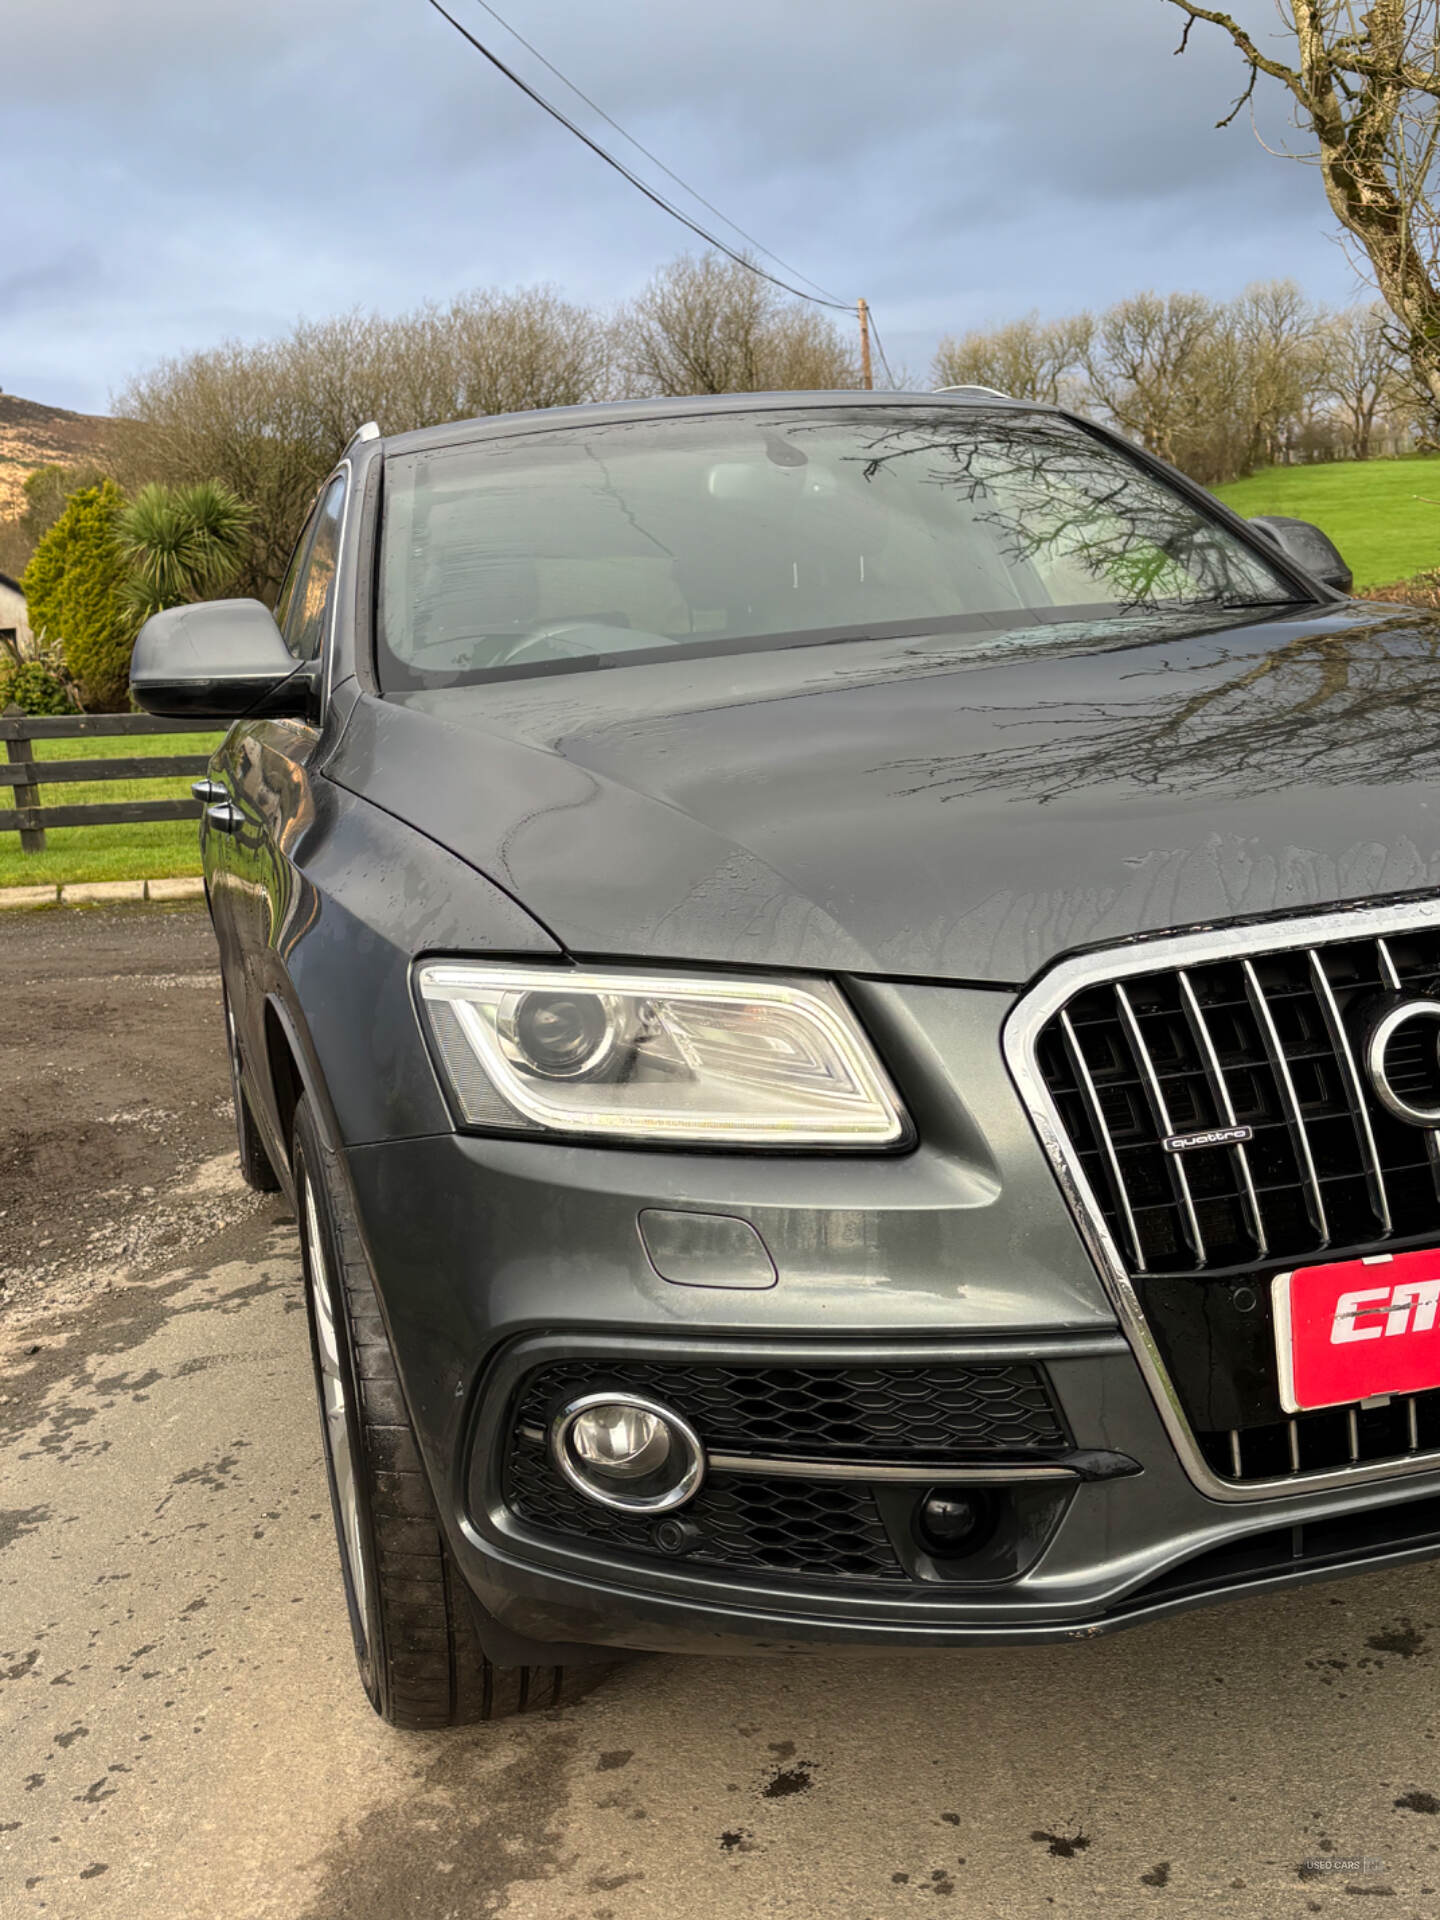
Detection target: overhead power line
<box><xmin>462</xmin><ymin>0</ymin><xmax>850</xmax><ymax>308</ymax></box>
<box><xmin>867</xmin><ymin>309</ymin><xmax>899</xmax><ymax>388</ymax></box>
<box><xmin>422</xmin><ymin>0</ymin><xmax>856</xmax><ymax>313</ymax></box>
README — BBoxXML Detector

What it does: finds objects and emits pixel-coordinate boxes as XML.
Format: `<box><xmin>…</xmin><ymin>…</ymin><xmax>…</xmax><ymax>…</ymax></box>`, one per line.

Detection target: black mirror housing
<box><xmin>1248</xmin><ymin>514</ymin><xmax>1353</xmax><ymax>596</ymax></box>
<box><xmin>129</xmin><ymin>599</ymin><xmax>314</xmax><ymax>719</ymax></box>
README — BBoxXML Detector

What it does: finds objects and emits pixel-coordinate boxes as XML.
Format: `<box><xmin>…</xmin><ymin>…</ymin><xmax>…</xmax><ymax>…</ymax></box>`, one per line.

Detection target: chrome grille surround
<box><xmin>1003</xmin><ymin>897</ymin><xmax>1440</xmax><ymax>1503</ymax></box>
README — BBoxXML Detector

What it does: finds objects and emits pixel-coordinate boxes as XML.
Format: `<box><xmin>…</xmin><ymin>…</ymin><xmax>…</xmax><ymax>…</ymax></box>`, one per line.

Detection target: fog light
<box><xmin>551</xmin><ymin>1393</ymin><xmax>705</xmax><ymax>1513</ymax></box>
<box><xmin>572</xmin><ymin>1403</ymin><xmax>672</xmax><ymax>1479</ymax></box>
<box><xmin>916</xmin><ymin>1487</ymin><xmax>994</xmax><ymax>1556</ymax></box>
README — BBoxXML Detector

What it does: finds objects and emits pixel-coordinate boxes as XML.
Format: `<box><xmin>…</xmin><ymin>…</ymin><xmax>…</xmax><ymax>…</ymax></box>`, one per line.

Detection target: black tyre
<box><xmin>223</xmin><ymin>991</ymin><xmax>281</xmax><ymax>1193</ymax></box>
<box><xmin>291</xmin><ymin>1093</ymin><xmax>568</xmax><ymax>1727</ymax></box>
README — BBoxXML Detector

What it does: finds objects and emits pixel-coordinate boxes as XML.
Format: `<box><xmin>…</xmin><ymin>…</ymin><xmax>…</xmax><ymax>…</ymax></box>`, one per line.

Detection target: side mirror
<box><xmin>130</xmin><ymin>599</ymin><xmax>313</xmax><ymax>719</ymax></box>
<box><xmin>1248</xmin><ymin>515</ymin><xmax>1353</xmax><ymax>596</ymax></box>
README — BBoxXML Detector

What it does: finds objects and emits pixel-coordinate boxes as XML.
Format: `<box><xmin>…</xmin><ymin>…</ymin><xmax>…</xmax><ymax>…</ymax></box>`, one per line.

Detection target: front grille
<box><xmin>512</xmin><ymin>1357</ymin><xmax>1069</xmax><ymax>1459</ymax></box>
<box><xmin>1030</xmin><ymin>919</ymin><xmax>1440</xmax><ymax>1485</ymax></box>
<box><xmin>505</xmin><ymin>1443</ymin><xmax>905</xmax><ymax>1581</ymax></box>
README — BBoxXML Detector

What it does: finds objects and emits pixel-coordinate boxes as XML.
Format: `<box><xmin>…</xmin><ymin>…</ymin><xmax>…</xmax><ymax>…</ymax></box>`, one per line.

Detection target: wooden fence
<box><xmin>1</xmin><ymin>707</ymin><xmax>211</xmax><ymax>855</ymax></box>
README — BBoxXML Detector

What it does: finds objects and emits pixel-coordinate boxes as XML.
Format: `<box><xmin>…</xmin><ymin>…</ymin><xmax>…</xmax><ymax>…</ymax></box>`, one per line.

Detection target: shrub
<box><xmin>22</xmin><ymin>463</ymin><xmax>112</xmax><ymax>545</ymax></box>
<box><xmin>1366</xmin><ymin>571</ymin><xmax>1440</xmax><ymax>608</ymax></box>
<box><xmin>21</xmin><ymin>480</ymin><xmax>133</xmax><ymax>710</ymax></box>
<box><xmin>0</xmin><ymin>657</ymin><xmax>73</xmax><ymax>714</ymax></box>
<box><xmin>0</xmin><ymin>462</ymin><xmax>115</xmax><ymax>584</ymax></box>
<box><xmin>117</xmin><ymin>480</ymin><xmax>253</xmax><ymax>622</ymax></box>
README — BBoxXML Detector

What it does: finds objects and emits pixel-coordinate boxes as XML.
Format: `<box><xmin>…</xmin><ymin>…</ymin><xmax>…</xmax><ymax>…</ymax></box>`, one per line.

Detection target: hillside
<box><xmin>0</xmin><ymin>391</ymin><xmax>114</xmax><ymax>519</ymax></box>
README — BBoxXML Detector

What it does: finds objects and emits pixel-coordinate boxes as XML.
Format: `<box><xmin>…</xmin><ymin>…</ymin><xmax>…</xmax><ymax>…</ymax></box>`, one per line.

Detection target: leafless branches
<box><xmin>1168</xmin><ymin>2</ymin><xmax>1440</xmax><ymax>412</ymax></box>
<box><xmin>112</xmin><ymin>287</ymin><xmax>618</xmax><ymax>598</ymax></box>
<box><xmin>616</xmin><ymin>253</ymin><xmax>859</xmax><ymax>398</ymax></box>
<box><xmin>931</xmin><ymin>280</ymin><xmax>1413</xmax><ymax>483</ymax></box>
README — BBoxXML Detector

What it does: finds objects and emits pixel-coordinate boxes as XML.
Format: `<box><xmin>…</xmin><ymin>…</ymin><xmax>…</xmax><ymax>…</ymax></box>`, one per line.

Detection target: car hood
<box><xmin>329</xmin><ymin>602</ymin><xmax>1440</xmax><ymax>985</ymax></box>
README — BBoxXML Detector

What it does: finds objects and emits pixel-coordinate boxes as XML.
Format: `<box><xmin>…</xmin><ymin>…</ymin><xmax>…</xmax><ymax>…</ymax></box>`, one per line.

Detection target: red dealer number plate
<box><xmin>1273</xmin><ymin>1248</ymin><xmax>1440</xmax><ymax>1413</ymax></box>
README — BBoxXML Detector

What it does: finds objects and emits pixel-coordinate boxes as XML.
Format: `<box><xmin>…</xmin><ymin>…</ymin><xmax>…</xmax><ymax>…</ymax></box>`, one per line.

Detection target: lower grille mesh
<box><xmin>505</xmin><ymin>1443</ymin><xmax>905</xmax><ymax>1581</ymax></box>
<box><xmin>501</xmin><ymin>1357</ymin><xmax>1074</xmax><ymax>1583</ymax></box>
<box><xmin>513</xmin><ymin>1357</ymin><xmax>1069</xmax><ymax>1459</ymax></box>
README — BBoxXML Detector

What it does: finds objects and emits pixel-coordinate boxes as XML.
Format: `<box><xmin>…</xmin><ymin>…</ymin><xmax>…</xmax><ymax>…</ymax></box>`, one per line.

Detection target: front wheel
<box><xmin>292</xmin><ymin>1094</ymin><xmax>570</xmax><ymax>1726</ymax></box>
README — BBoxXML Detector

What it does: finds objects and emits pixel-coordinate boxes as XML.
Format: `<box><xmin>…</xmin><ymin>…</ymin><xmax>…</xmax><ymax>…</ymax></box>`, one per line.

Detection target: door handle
<box><xmin>192</xmin><ymin>777</ymin><xmax>227</xmax><ymax>803</ymax></box>
<box><xmin>205</xmin><ymin>801</ymin><xmax>242</xmax><ymax>835</ymax></box>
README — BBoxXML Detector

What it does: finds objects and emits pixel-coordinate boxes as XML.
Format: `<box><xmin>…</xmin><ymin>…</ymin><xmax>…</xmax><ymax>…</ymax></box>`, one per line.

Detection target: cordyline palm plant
<box><xmin>116</xmin><ymin>480</ymin><xmax>254</xmax><ymax>623</ymax></box>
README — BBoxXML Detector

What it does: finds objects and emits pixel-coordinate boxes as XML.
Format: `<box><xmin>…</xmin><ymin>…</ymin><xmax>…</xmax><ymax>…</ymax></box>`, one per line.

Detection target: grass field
<box><xmin>1213</xmin><ymin>455</ymin><xmax>1440</xmax><ymax>589</ymax></box>
<box><xmin>0</xmin><ymin>729</ymin><xmax>223</xmax><ymax>889</ymax></box>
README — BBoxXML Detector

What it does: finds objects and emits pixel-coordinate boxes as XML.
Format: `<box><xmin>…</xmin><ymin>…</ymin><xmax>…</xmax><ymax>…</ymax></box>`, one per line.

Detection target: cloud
<box><xmin>0</xmin><ymin>248</ymin><xmax>102</xmax><ymax>318</ymax></box>
<box><xmin>2</xmin><ymin>0</ymin><xmax>1368</xmax><ymax>411</ymax></box>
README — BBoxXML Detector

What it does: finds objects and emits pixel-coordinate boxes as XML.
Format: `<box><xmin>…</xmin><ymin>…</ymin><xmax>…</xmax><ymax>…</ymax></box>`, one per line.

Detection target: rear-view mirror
<box><xmin>1248</xmin><ymin>514</ymin><xmax>1353</xmax><ymax>596</ymax></box>
<box><xmin>129</xmin><ymin>599</ymin><xmax>313</xmax><ymax>719</ymax></box>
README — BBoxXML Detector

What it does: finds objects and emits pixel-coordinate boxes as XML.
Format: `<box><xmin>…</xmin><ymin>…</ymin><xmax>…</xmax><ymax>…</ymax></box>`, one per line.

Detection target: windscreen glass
<box><xmin>377</xmin><ymin>407</ymin><xmax>1299</xmax><ymax>688</ymax></box>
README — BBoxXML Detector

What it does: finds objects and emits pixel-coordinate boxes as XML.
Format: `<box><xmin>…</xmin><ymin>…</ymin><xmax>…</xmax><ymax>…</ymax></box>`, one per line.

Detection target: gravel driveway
<box><xmin>5</xmin><ymin>904</ymin><xmax>1440</xmax><ymax>1918</ymax></box>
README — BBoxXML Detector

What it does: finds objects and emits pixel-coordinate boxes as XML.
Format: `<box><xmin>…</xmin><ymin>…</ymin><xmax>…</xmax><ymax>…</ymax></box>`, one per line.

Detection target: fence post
<box><xmin>3</xmin><ymin>704</ymin><xmax>45</xmax><ymax>853</ymax></box>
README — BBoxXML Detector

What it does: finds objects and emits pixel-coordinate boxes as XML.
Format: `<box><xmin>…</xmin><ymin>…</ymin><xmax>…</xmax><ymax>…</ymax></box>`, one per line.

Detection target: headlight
<box><xmin>415</xmin><ymin>962</ymin><xmax>910</xmax><ymax>1147</ymax></box>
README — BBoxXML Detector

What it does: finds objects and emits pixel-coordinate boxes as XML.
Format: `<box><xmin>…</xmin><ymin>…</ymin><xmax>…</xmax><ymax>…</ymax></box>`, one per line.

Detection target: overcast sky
<box><xmin>5</xmin><ymin>0</ymin><xmax>1371</xmax><ymax>415</ymax></box>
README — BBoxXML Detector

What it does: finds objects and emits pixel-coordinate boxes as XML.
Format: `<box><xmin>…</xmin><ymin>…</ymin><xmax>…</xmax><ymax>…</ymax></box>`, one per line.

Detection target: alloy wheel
<box><xmin>224</xmin><ymin>998</ymin><xmax>244</xmax><ymax>1115</ymax></box>
<box><xmin>300</xmin><ymin>1170</ymin><xmax>374</xmax><ymax>1676</ymax></box>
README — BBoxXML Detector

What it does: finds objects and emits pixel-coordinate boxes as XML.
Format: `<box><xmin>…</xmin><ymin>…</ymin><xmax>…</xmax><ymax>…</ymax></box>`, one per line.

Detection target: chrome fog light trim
<box><xmin>550</xmin><ymin>1392</ymin><xmax>706</xmax><ymax>1513</ymax></box>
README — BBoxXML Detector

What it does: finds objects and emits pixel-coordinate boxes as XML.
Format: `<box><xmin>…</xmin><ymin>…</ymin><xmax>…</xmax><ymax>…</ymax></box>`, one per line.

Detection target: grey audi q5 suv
<box><xmin>130</xmin><ymin>389</ymin><xmax>1440</xmax><ymax>1730</ymax></box>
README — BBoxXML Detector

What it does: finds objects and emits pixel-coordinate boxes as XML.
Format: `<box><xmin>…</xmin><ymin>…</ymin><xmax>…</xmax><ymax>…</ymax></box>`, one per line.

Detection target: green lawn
<box><xmin>1213</xmin><ymin>455</ymin><xmax>1440</xmax><ymax>590</ymax></box>
<box><xmin>0</xmin><ymin>729</ymin><xmax>224</xmax><ymax>889</ymax></box>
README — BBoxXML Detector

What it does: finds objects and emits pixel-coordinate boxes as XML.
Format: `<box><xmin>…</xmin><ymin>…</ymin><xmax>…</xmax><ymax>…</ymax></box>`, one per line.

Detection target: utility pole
<box><xmin>857</xmin><ymin>298</ymin><xmax>873</xmax><ymax>391</ymax></box>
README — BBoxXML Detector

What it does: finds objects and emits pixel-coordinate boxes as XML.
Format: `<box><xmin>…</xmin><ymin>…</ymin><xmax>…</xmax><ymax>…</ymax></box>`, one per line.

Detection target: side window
<box><xmin>272</xmin><ymin>518</ymin><xmax>315</xmax><ymax>635</ymax></box>
<box><xmin>282</xmin><ymin>477</ymin><xmax>347</xmax><ymax>663</ymax></box>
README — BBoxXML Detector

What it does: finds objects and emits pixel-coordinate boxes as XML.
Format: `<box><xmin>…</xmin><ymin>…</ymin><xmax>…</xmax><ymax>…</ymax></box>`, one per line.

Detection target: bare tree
<box><xmin>619</xmin><ymin>252</ymin><xmax>858</xmax><ymax>396</ymax></box>
<box><xmin>116</xmin><ymin>340</ymin><xmax>326</xmax><ymax>600</ymax></box>
<box><xmin>932</xmin><ymin>313</ymin><xmax>1093</xmax><ymax>403</ymax></box>
<box><xmin>1078</xmin><ymin>282</ymin><xmax>1324</xmax><ymax>480</ymax></box>
<box><xmin>1167</xmin><ymin>1</ymin><xmax>1440</xmax><ymax>413</ymax></box>
<box><xmin>1081</xmin><ymin>290</ymin><xmax>1225</xmax><ymax>467</ymax></box>
<box><xmin>115</xmin><ymin>287</ymin><xmax>613</xmax><ymax>599</ymax></box>
<box><xmin>1317</xmin><ymin>299</ymin><xmax>1410</xmax><ymax>454</ymax></box>
<box><xmin>928</xmin><ymin>284</ymin><xmax>1330</xmax><ymax>483</ymax></box>
<box><xmin>1232</xmin><ymin>277</ymin><xmax>1327</xmax><ymax>464</ymax></box>
<box><xmin>444</xmin><ymin>287</ymin><xmax>615</xmax><ymax>418</ymax></box>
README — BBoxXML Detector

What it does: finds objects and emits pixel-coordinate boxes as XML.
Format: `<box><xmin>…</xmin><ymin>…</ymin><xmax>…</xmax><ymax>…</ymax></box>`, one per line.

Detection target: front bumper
<box><xmin>343</xmin><ymin>979</ymin><xmax>1440</xmax><ymax>1654</ymax></box>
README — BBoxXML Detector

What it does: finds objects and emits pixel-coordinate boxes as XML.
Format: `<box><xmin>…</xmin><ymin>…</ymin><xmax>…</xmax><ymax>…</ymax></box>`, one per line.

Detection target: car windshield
<box><xmin>376</xmin><ymin>405</ymin><xmax>1301</xmax><ymax>689</ymax></box>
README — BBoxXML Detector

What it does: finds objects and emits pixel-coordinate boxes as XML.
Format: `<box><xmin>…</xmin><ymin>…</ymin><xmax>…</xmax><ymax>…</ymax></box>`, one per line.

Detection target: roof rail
<box><xmin>932</xmin><ymin>384</ymin><xmax>1014</xmax><ymax>400</ymax></box>
<box><xmin>345</xmin><ymin>420</ymin><xmax>381</xmax><ymax>453</ymax></box>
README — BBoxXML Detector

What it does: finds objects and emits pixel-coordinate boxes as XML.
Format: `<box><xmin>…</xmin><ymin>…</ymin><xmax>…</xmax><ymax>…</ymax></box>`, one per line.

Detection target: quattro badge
<box><xmin>1163</xmin><ymin>1125</ymin><xmax>1254</xmax><ymax>1153</ymax></box>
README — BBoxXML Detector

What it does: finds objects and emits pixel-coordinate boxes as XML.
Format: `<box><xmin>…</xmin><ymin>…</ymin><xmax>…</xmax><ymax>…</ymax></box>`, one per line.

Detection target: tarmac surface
<box><xmin>6</xmin><ymin>904</ymin><xmax>1440</xmax><ymax>1918</ymax></box>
